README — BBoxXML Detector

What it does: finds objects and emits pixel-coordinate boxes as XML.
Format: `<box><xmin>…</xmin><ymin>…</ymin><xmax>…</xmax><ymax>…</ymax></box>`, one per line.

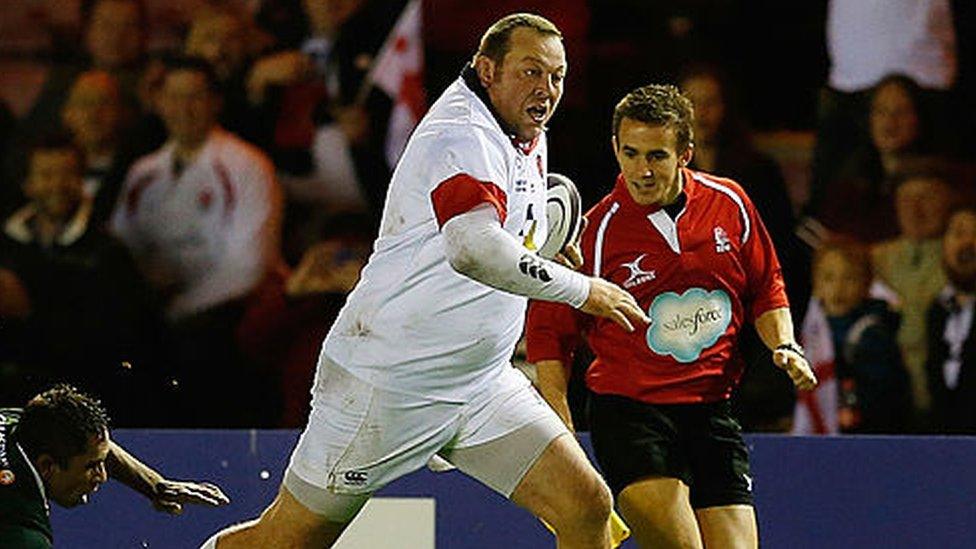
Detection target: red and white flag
<box><xmin>368</xmin><ymin>0</ymin><xmax>426</xmax><ymax>168</ymax></box>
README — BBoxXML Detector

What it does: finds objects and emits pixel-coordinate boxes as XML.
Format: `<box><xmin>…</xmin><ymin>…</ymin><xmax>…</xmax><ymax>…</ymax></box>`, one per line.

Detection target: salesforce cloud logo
<box><xmin>646</xmin><ymin>288</ymin><xmax>732</xmax><ymax>363</ymax></box>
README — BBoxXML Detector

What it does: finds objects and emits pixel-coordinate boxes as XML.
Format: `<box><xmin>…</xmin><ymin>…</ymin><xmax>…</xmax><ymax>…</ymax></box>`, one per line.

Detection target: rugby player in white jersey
<box><xmin>202</xmin><ymin>13</ymin><xmax>647</xmax><ymax>549</ymax></box>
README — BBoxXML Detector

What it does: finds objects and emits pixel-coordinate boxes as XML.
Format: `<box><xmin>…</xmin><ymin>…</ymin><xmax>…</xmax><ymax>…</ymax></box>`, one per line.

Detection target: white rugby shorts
<box><xmin>286</xmin><ymin>357</ymin><xmax>568</xmax><ymax>498</ymax></box>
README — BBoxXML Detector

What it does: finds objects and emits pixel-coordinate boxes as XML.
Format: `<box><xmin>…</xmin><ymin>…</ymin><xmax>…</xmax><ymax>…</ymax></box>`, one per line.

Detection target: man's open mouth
<box><xmin>527</xmin><ymin>105</ymin><xmax>548</xmax><ymax>123</ymax></box>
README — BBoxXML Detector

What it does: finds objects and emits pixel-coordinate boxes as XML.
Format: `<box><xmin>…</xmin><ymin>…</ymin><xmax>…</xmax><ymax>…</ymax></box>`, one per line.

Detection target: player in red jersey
<box><xmin>526</xmin><ymin>84</ymin><xmax>816</xmax><ymax>548</ymax></box>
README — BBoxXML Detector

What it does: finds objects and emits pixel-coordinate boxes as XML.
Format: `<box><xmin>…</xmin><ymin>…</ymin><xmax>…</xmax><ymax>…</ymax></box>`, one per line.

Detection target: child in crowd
<box><xmin>794</xmin><ymin>240</ymin><xmax>911</xmax><ymax>434</ymax></box>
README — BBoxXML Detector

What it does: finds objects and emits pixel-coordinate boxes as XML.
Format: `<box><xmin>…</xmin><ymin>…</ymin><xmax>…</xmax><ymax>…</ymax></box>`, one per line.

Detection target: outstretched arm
<box><xmin>106</xmin><ymin>441</ymin><xmax>230</xmax><ymax>515</ymax></box>
<box><xmin>443</xmin><ymin>205</ymin><xmax>648</xmax><ymax>331</ymax></box>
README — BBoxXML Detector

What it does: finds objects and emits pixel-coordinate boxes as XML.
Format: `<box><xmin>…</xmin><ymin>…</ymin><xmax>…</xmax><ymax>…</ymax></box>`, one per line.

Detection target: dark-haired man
<box><xmin>203</xmin><ymin>13</ymin><xmax>646</xmax><ymax>549</ymax></box>
<box><xmin>0</xmin><ymin>384</ymin><xmax>228</xmax><ymax>548</ymax></box>
<box><xmin>926</xmin><ymin>206</ymin><xmax>976</xmax><ymax>433</ymax></box>
<box><xmin>527</xmin><ymin>85</ymin><xmax>816</xmax><ymax>548</ymax></box>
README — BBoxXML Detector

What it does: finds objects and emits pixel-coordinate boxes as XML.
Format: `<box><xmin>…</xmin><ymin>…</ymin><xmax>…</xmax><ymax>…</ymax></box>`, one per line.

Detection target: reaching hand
<box><xmin>554</xmin><ymin>217</ymin><xmax>586</xmax><ymax>270</ymax></box>
<box><xmin>152</xmin><ymin>480</ymin><xmax>230</xmax><ymax>515</ymax></box>
<box><xmin>247</xmin><ymin>50</ymin><xmax>313</xmax><ymax>103</ymax></box>
<box><xmin>580</xmin><ymin>278</ymin><xmax>649</xmax><ymax>332</ymax></box>
<box><xmin>773</xmin><ymin>348</ymin><xmax>818</xmax><ymax>391</ymax></box>
<box><xmin>554</xmin><ymin>241</ymin><xmax>583</xmax><ymax>270</ymax></box>
<box><xmin>334</xmin><ymin>105</ymin><xmax>370</xmax><ymax>145</ymax></box>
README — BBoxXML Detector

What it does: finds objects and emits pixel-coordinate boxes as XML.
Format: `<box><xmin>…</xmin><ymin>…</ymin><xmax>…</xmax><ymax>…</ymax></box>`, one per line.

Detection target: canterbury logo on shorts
<box><xmin>342</xmin><ymin>470</ymin><xmax>368</xmax><ymax>486</ymax></box>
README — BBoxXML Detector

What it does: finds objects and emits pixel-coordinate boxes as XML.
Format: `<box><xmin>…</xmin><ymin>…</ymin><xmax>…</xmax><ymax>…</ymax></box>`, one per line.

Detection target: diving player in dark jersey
<box><xmin>0</xmin><ymin>385</ymin><xmax>229</xmax><ymax>547</ymax></box>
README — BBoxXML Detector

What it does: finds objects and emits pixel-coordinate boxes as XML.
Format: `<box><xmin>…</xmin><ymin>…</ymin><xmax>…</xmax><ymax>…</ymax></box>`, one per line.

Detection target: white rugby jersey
<box><xmin>111</xmin><ymin>128</ymin><xmax>282</xmax><ymax>319</ymax></box>
<box><xmin>322</xmin><ymin>70</ymin><xmax>550</xmax><ymax>401</ymax></box>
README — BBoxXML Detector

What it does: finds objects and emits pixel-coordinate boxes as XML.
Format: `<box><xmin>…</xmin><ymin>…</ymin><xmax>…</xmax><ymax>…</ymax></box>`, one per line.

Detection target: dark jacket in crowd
<box><xmin>925</xmin><ymin>291</ymin><xmax>976</xmax><ymax>433</ymax></box>
<box><xmin>0</xmin><ymin>202</ymin><xmax>168</xmax><ymax>423</ymax></box>
<box><xmin>829</xmin><ymin>298</ymin><xmax>912</xmax><ymax>434</ymax></box>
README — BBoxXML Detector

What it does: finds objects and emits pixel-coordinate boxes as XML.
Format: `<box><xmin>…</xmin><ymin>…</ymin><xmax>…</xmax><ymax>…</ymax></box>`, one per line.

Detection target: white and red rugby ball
<box><xmin>538</xmin><ymin>173</ymin><xmax>583</xmax><ymax>260</ymax></box>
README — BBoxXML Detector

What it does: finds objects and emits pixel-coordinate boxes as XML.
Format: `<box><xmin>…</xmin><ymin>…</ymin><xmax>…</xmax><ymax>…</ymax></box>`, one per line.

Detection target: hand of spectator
<box><xmin>286</xmin><ymin>241</ymin><xmax>365</xmax><ymax>296</ymax></box>
<box><xmin>334</xmin><ymin>105</ymin><xmax>370</xmax><ymax>145</ymax></box>
<box><xmin>580</xmin><ymin>278</ymin><xmax>649</xmax><ymax>332</ymax></box>
<box><xmin>0</xmin><ymin>268</ymin><xmax>31</xmax><ymax>318</ymax></box>
<box><xmin>152</xmin><ymin>479</ymin><xmax>229</xmax><ymax>515</ymax></box>
<box><xmin>247</xmin><ymin>51</ymin><xmax>313</xmax><ymax>104</ymax></box>
<box><xmin>773</xmin><ymin>347</ymin><xmax>818</xmax><ymax>391</ymax></box>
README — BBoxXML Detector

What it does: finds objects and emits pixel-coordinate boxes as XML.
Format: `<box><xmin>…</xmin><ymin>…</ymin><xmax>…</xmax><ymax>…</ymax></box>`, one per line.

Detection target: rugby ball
<box><xmin>538</xmin><ymin>173</ymin><xmax>583</xmax><ymax>260</ymax></box>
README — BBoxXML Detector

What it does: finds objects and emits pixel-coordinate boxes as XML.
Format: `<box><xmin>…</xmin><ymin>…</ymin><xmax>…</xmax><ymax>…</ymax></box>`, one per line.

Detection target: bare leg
<box><xmin>617</xmin><ymin>477</ymin><xmax>703</xmax><ymax>549</ymax></box>
<box><xmin>695</xmin><ymin>505</ymin><xmax>757</xmax><ymax>549</ymax></box>
<box><xmin>509</xmin><ymin>433</ymin><xmax>614</xmax><ymax>549</ymax></box>
<box><xmin>210</xmin><ymin>484</ymin><xmax>362</xmax><ymax>549</ymax></box>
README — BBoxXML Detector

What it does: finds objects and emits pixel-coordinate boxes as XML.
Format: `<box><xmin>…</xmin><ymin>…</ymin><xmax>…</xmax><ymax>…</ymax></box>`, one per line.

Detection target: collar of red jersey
<box><xmin>612</xmin><ymin>168</ymin><xmax>694</xmax><ymax>213</ymax></box>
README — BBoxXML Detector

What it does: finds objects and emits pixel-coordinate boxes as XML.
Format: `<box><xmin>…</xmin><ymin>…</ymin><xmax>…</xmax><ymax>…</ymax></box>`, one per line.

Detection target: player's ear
<box><xmin>474</xmin><ymin>54</ymin><xmax>496</xmax><ymax>88</ymax></box>
<box><xmin>611</xmin><ymin>134</ymin><xmax>618</xmax><ymax>152</ymax></box>
<box><xmin>36</xmin><ymin>454</ymin><xmax>58</xmax><ymax>480</ymax></box>
<box><xmin>680</xmin><ymin>143</ymin><xmax>694</xmax><ymax>166</ymax></box>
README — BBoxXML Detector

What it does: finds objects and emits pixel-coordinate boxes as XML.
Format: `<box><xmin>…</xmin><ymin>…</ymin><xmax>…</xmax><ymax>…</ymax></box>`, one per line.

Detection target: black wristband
<box><xmin>776</xmin><ymin>342</ymin><xmax>805</xmax><ymax>357</ymax></box>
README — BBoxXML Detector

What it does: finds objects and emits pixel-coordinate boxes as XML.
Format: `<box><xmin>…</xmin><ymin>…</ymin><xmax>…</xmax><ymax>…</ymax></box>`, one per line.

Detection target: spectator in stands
<box><xmin>926</xmin><ymin>206</ymin><xmax>976</xmax><ymax>433</ymax></box>
<box><xmin>811</xmin><ymin>0</ymin><xmax>958</xmax><ymax>202</ymax></box>
<box><xmin>680</xmin><ymin>64</ymin><xmax>810</xmax><ymax>431</ymax></box>
<box><xmin>110</xmin><ymin>57</ymin><xmax>285</xmax><ymax>427</ymax></box>
<box><xmin>60</xmin><ymin>71</ymin><xmax>136</xmax><ymax>228</ymax></box>
<box><xmin>795</xmin><ymin>239</ymin><xmax>911</xmax><ymax>434</ymax></box>
<box><xmin>184</xmin><ymin>7</ymin><xmax>272</xmax><ymax>147</ymax></box>
<box><xmin>0</xmin><ymin>134</ymin><xmax>166</xmax><ymax>424</ymax></box>
<box><xmin>815</xmin><ymin>75</ymin><xmax>940</xmax><ymax>242</ymax></box>
<box><xmin>872</xmin><ymin>171</ymin><xmax>953</xmax><ymax>428</ymax></box>
<box><xmin>250</xmin><ymin>0</ymin><xmax>404</xmax><ymax>258</ymax></box>
<box><xmin>21</xmin><ymin>0</ymin><xmax>149</xmax><ymax>142</ymax></box>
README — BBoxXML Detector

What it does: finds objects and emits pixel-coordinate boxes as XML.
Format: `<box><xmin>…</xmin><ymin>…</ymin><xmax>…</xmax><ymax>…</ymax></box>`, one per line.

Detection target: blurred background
<box><xmin>1</xmin><ymin>0</ymin><xmax>975</xmax><ymax>436</ymax></box>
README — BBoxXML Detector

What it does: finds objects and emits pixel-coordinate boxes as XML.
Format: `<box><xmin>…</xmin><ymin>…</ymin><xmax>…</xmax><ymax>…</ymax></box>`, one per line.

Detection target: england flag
<box><xmin>368</xmin><ymin>0</ymin><xmax>426</xmax><ymax>168</ymax></box>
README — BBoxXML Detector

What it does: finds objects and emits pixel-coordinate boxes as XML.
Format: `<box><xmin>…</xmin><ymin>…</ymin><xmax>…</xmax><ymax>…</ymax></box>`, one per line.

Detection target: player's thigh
<box><xmin>443</xmin><ymin>368</ymin><xmax>609</xmax><ymax>523</ymax></box>
<box><xmin>618</xmin><ymin>477</ymin><xmax>703</xmax><ymax>549</ymax></box>
<box><xmin>289</xmin><ymin>357</ymin><xmax>459</xmax><ymax>496</ymax></box>
<box><xmin>588</xmin><ymin>393</ymin><xmax>690</xmax><ymax>497</ymax></box>
<box><xmin>508</xmin><ymin>431</ymin><xmax>612</xmax><ymax>526</ymax></box>
<box><xmin>695</xmin><ymin>505</ymin><xmax>757</xmax><ymax>549</ymax></box>
<box><xmin>685</xmin><ymin>401</ymin><xmax>753</xmax><ymax>511</ymax></box>
<box><xmin>589</xmin><ymin>394</ymin><xmax>701</xmax><ymax>548</ymax></box>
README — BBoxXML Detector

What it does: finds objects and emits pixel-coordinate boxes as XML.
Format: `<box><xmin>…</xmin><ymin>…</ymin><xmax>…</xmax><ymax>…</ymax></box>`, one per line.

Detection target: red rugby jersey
<box><xmin>526</xmin><ymin>168</ymin><xmax>789</xmax><ymax>404</ymax></box>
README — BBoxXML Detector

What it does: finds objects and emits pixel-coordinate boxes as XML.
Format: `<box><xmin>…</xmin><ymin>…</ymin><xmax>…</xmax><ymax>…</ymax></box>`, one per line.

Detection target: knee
<box><xmin>568</xmin><ymin>476</ymin><xmax>614</xmax><ymax>528</ymax></box>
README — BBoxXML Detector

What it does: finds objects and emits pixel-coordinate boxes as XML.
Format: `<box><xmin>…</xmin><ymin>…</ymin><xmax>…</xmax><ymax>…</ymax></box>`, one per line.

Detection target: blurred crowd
<box><xmin>0</xmin><ymin>0</ymin><xmax>975</xmax><ymax>435</ymax></box>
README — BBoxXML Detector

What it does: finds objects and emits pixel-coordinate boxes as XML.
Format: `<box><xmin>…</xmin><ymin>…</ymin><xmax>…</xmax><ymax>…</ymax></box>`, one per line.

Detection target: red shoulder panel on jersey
<box><xmin>431</xmin><ymin>173</ymin><xmax>508</xmax><ymax>228</ymax></box>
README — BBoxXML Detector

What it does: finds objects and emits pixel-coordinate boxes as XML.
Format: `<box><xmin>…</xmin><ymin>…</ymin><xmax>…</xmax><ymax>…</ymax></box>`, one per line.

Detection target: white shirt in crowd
<box><xmin>827</xmin><ymin>0</ymin><xmax>957</xmax><ymax>92</ymax></box>
<box><xmin>111</xmin><ymin>128</ymin><xmax>283</xmax><ymax>319</ymax></box>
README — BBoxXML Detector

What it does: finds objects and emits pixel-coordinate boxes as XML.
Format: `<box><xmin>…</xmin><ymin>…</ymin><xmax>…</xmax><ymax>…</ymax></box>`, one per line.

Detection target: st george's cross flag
<box><xmin>366</xmin><ymin>0</ymin><xmax>426</xmax><ymax>168</ymax></box>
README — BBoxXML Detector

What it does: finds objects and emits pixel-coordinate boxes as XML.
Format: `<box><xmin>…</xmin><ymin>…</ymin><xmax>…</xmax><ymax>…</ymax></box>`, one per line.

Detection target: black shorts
<box><xmin>588</xmin><ymin>394</ymin><xmax>753</xmax><ymax>509</ymax></box>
